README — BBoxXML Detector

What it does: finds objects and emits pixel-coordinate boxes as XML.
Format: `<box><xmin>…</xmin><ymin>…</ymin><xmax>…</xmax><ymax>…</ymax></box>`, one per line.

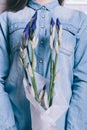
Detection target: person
<box><xmin>0</xmin><ymin>0</ymin><xmax>87</xmax><ymax>130</ymax></box>
<box><xmin>0</xmin><ymin>0</ymin><xmax>7</xmax><ymax>13</ymax></box>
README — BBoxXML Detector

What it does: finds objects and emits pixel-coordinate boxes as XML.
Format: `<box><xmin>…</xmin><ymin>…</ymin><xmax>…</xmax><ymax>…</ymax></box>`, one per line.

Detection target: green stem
<box><xmin>49</xmin><ymin>41</ymin><xmax>60</xmax><ymax>106</ymax></box>
<box><xmin>27</xmin><ymin>46</ymin><xmax>32</xmax><ymax>65</ymax></box>
<box><xmin>31</xmin><ymin>74</ymin><xmax>39</xmax><ymax>101</ymax></box>
<box><xmin>31</xmin><ymin>47</ymin><xmax>39</xmax><ymax>101</ymax></box>
<box><xmin>48</xmin><ymin>49</ymin><xmax>54</xmax><ymax>106</ymax></box>
<box><xmin>50</xmin><ymin>40</ymin><xmax>60</xmax><ymax>105</ymax></box>
<box><xmin>21</xmin><ymin>57</ymin><xmax>28</xmax><ymax>82</ymax></box>
<box><xmin>53</xmin><ymin>53</ymin><xmax>58</xmax><ymax>80</ymax></box>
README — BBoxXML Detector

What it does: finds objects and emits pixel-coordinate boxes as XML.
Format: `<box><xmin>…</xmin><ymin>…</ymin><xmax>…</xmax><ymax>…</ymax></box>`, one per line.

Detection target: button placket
<box><xmin>37</xmin><ymin>46</ymin><xmax>44</xmax><ymax>75</ymax></box>
<box><xmin>36</xmin><ymin>56</ymin><xmax>44</xmax><ymax>75</ymax></box>
<box><xmin>37</xmin><ymin>7</ymin><xmax>47</xmax><ymax>75</ymax></box>
<box><xmin>40</xmin><ymin>7</ymin><xmax>46</xmax><ymax>29</ymax></box>
<box><xmin>40</xmin><ymin>10</ymin><xmax>45</xmax><ymax>18</ymax></box>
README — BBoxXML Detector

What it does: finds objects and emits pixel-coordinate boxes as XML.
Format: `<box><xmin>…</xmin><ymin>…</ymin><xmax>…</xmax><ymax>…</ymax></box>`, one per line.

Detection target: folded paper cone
<box><xmin>23</xmin><ymin>72</ymin><xmax>68</xmax><ymax>130</ymax></box>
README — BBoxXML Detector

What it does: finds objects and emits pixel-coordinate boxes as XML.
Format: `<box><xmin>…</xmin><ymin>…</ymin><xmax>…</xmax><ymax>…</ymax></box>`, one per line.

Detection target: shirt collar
<box><xmin>27</xmin><ymin>0</ymin><xmax>60</xmax><ymax>11</ymax></box>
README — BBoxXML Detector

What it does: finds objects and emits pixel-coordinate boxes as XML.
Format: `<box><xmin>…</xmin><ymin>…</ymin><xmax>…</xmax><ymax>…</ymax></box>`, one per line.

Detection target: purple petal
<box><xmin>31</xmin><ymin>12</ymin><xmax>37</xmax><ymax>32</ymax></box>
<box><xmin>31</xmin><ymin>16</ymin><xmax>37</xmax><ymax>31</ymax></box>
<box><xmin>23</xmin><ymin>22</ymin><xmax>30</xmax><ymax>40</ymax></box>
<box><xmin>50</xmin><ymin>18</ymin><xmax>55</xmax><ymax>28</ymax></box>
<box><xmin>31</xmin><ymin>21</ymin><xmax>36</xmax><ymax>33</ymax></box>
<box><xmin>50</xmin><ymin>18</ymin><xmax>55</xmax><ymax>35</ymax></box>
<box><xmin>32</xmin><ymin>11</ymin><xmax>37</xmax><ymax>21</ymax></box>
<box><xmin>56</xmin><ymin>18</ymin><xmax>61</xmax><ymax>29</ymax></box>
<box><xmin>23</xmin><ymin>11</ymin><xmax>37</xmax><ymax>40</ymax></box>
<box><xmin>30</xmin><ymin>12</ymin><xmax>37</xmax><ymax>39</ymax></box>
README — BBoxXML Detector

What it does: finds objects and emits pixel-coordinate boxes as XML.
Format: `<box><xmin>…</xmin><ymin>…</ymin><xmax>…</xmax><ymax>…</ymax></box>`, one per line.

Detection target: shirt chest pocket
<box><xmin>60</xmin><ymin>24</ymin><xmax>77</xmax><ymax>56</ymax></box>
<box><xmin>9</xmin><ymin>22</ymin><xmax>26</xmax><ymax>54</ymax></box>
<box><xmin>56</xmin><ymin>24</ymin><xmax>78</xmax><ymax>70</ymax></box>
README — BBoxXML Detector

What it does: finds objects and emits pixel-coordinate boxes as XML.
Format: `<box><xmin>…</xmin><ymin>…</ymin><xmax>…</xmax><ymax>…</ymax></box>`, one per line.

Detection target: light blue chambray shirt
<box><xmin>0</xmin><ymin>0</ymin><xmax>87</xmax><ymax>130</ymax></box>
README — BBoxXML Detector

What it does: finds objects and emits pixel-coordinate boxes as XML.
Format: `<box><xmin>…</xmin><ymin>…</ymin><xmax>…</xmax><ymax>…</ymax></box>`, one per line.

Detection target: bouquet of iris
<box><xmin>20</xmin><ymin>12</ymin><xmax>68</xmax><ymax>130</ymax></box>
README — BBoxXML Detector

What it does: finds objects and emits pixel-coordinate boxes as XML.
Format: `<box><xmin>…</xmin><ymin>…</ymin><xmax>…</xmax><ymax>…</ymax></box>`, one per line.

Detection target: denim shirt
<box><xmin>0</xmin><ymin>0</ymin><xmax>87</xmax><ymax>130</ymax></box>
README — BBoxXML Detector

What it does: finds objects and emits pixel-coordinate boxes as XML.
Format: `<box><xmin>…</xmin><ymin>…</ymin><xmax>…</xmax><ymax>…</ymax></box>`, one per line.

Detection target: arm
<box><xmin>0</xmin><ymin>12</ymin><xmax>17</xmax><ymax>130</ymax></box>
<box><xmin>66</xmin><ymin>15</ymin><xmax>87</xmax><ymax>130</ymax></box>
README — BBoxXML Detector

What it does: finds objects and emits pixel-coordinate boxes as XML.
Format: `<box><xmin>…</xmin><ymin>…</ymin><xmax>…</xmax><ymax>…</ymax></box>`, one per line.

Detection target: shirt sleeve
<box><xmin>0</xmin><ymin>12</ymin><xmax>17</xmax><ymax>130</ymax></box>
<box><xmin>66</xmin><ymin>13</ymin><xmax>87</xmax><ymax>130</ymax></box>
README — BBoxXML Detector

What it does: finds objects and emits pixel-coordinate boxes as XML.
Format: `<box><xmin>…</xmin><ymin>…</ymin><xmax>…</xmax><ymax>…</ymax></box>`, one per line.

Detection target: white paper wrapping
<box><xmin>23</xmin><ymin>73</ymin><xmax>68</xmax><ymax>130</ymax></box>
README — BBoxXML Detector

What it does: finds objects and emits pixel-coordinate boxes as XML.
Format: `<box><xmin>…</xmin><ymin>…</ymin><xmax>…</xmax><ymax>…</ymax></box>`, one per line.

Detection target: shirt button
<box><xmin>14</xmin><ymin>25</ymin><xmax>18</xmax><ymax>29</ymax></box>
<box><xmin>42</xmin><ymin>6</ymin><xmax>46</xmax><ymax>9</ymax></box>
<box><xmin>42</xmin><ymin>15</ymin><xmax>45</xmax><ymax>18</ymax></box>
<box><xmin>39</xmin><ymin>59</ymin><xmax>43</xmax><ymax>63</ymax></box>
<box><xmin>41</xmin><ymin>41</ymin><xmax>44</xmax><ymax>44</ymax></box>
<box><xmin>41</xmin><ymin>25</ymin><xmax>45</xmax><ymax>29</ymax></box>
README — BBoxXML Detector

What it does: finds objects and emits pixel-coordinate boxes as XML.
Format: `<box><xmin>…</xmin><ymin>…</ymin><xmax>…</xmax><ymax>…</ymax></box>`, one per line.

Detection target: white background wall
<box><xmin>65</xmin><ymin>0</ymin><xmax>87</xmax><ymax>13</ymax></box>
